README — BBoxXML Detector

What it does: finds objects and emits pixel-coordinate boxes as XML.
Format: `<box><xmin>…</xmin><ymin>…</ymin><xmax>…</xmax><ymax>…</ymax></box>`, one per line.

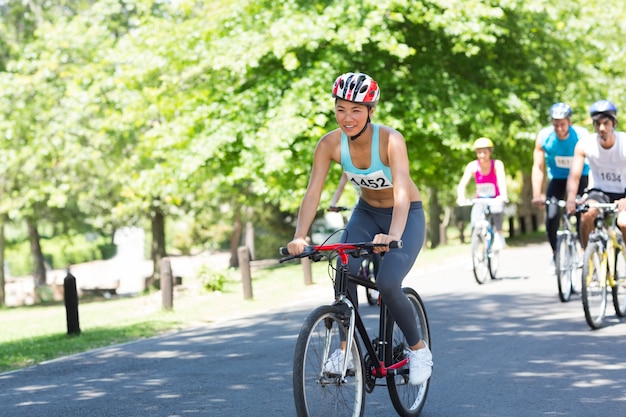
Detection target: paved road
<box><xmin>2</xmin><ymin>242</ymin><xmax>626</xmax><ymax>417</ymax></box>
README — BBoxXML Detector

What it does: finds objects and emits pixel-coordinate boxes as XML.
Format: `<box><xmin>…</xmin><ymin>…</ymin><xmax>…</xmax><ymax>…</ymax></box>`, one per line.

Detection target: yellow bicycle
<box><xmin>579</xmin><ymin>203</ymin><xmax>626</xmax><ymax>329</ymax></box>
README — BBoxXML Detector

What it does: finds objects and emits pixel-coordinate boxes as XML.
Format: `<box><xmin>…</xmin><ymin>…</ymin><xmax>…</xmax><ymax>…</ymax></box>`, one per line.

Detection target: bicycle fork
<box><xmin>324</xmin><ymin>295</ymin><xmax>357</xmax><ymax>381</ymax></box>
<box><xmin>586</xmin><ymin>243</ymin><xmax>609</xmax><ymax>288</ymax></box>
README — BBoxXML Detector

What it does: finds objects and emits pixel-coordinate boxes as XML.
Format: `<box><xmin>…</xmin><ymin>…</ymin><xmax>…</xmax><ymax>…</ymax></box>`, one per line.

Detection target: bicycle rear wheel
<box><xmin>612</xmin><ymin>246</ymin><xmax>626</xmax><ymax>317</ymax></box>
<box><xmin>555</xmin><ymin>233</ymin><xmax>573</xmax><ymax>302</ymax></box>
<box><xmin>471</xmin><ymin>228</ymin><xmax>489</xmax><ymax>284</ymax></box>
<box><xmin>363</xmin><ymin>260</ymin><xmax>379</xmax><ymax>306</ymax></box>
<box><xmin>385</xmin><ymin>288</ymin><xmax>430</xmax><ymax>417</ymax></box>
<box><xmin>293</xmin><ymin>305</ymin><xmax>365</xmax><ymax>417</ymax></box>
<box><xmin>581</xmin><ymin>241</ymin><xmax>608</xmax><ymax>329</ymax></box>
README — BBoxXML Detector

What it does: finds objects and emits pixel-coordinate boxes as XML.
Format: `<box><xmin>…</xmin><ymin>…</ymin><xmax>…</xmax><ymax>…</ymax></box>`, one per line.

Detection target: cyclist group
<box><xmin>532</xmin><ymin>100</ymin><xmax>626</xmax><ymax>264</ymax></box>
<box><xmin>285</xmin><ymin>70</ymin><xmax>626</xmax><ymax>399</ymax></box>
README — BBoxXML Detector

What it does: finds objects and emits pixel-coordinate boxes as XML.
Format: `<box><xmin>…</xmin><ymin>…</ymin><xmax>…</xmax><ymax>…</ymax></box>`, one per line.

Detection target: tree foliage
<box><xmin>1</xmin><ymin>0</ymin><xmax>626</xmax><ymax>289</ymax></box>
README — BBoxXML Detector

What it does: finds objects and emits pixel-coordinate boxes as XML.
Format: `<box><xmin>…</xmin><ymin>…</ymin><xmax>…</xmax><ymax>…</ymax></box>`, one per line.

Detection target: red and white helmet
<box><xmin>332</xmin><ymin>72</ymin><xmax>380</xmax><ymax>106</ymax></box>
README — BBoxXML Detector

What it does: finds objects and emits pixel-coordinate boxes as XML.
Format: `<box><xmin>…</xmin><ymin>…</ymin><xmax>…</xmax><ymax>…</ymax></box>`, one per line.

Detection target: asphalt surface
<box><xmin>2</xmin><ymin>242</ymin><xmax>626</xmax><ymax>417</ymax></box>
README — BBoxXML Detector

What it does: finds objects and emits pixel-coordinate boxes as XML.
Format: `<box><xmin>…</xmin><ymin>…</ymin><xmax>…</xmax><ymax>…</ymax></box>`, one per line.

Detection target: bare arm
<box><xmin>330</xmin><ymin>172</ymin><xmax>348</xmax><ymax>207</ymax></box>
<box><xmin>495</xmin><ymin>160</ymin><xmax>508</xmax><ymax>202</ymax></box>
<box><xmin>531</xmin><ymin>135</ymin><xmax>546</xmax><ymax>206</ymax></box>
<box><xmin>385</xmin><ymin>130</ymin><xmax>412</xmax><ymax>243</ymax></box>
<box><xmin>456</xmin><ymin>162</ymin><xmax>474</xmax><ymax>205</ymax></box>
<box><xmin>288</xmin><ymin>134</ymin><xmax>336</xmax><ymax>254</ymax></box>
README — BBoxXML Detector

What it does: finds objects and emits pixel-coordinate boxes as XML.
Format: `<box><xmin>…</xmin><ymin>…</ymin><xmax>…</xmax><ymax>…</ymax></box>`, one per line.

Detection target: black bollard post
<box><xmin>64</xmin><ymin>268</ymin><xmax>81</xmax><ymax>335</ymax></box>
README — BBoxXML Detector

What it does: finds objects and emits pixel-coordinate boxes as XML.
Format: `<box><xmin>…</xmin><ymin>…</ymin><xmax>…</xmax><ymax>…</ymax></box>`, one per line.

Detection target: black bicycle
<box><xmin>330</xmin><ymin>206</ymin><xmax>379</xmax><ymax>306</ymax></box>
<box><xmin>280</xmin><ymin>241</ymin><xmax>431</xmax><ymax>417</ymax></box>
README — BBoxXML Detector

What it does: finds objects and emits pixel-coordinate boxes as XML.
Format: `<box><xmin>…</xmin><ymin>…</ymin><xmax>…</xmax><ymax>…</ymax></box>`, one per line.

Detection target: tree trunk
<box><xmin>27</xmin><ymin>216</ymin><xmax>46</xmax><ymax>287</ymax></box>
<box><xmin>428</xmin><ymin>186</ymin><xmax>441</xmax><ymax>248</ymax></box>
<box><xmin>0</xmin><ymin>216</ymin><xmax>5</xmax><ymax>306</ymax></box>
<box><xmin>516</xmin><ymin>171</ymin><xmax>537</xmax><ymax>235</ymax></box>
<box><xmin>151</xmin><ymin>202</ymin><xmax>167</xmax><ymax>284</ymax></box>
<box><xmin>229</xmin><ymin>207</ymin><xmax>242</xmax><ymax>268</ymax></box>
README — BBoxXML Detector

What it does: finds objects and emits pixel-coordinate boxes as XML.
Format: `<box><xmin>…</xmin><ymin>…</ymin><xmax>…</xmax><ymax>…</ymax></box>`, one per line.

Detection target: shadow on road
<box><xmin>2</xmin><ymin>282</ymin><xmax>626</xmax><ymax>417</ymax></box>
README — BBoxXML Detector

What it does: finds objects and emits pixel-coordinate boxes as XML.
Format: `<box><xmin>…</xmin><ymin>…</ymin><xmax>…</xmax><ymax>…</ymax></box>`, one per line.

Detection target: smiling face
<box><xmin>475</xmin><ymin>147</ymin><xmax>492</xmax><ymax>163</ymax></box>
<box><xmin>335</xmin><ymin>98</ymin><xmax>374</xmax><ymax>137</ymax></box>
<box><xmin>551</xmin><ymin>118</ymin><xmax>572</xmax><ymax>140</ymax></box>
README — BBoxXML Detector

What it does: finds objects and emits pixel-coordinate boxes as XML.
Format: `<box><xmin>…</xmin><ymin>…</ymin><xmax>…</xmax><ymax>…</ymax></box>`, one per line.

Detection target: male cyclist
<box><xmin>532</xmin><ymin>103</ymin><xmax>589</xmax><ymax>265</ymax></box>
<box><xmin>566</xmin><ymin>100</ymin><xmax>626</xmax><ymax>247</ymax></box>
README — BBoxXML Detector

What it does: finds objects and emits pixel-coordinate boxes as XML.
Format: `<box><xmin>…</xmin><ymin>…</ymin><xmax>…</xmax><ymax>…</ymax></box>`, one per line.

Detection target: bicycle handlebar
<box><xmin>578</xmin><ymin>202</ymin><xmax>618</xmax><ymax>213</ymax></box>
<box><xmin>279</xmin><ymin>240</ymin><xmax>403</xmax><ymax>261</ymax></box>
<box><xmin>545</xmin><ymin>198</ymin><xmax>600</xmax><ymax>214</ymax></box>
<box><xmin>458</xmin><ymin>197</ymin><xmax>508</xmax><ymax>207</ymax></box>
<box><xmin>545</xmin><ymin>198</ymin><xmax>567</xmax><ymax>208</ymax></box>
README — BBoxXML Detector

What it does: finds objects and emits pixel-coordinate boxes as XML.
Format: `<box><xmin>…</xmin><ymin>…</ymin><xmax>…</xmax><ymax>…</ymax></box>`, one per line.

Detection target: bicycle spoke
<box><xmin>556</xmin><ymin>234</ymin><xmax>573</xmax><ymax>302</ymax></box>
<box><xmin>386</xmin><ymin>288</ymin><xmax>430</xmax><ymax>417</ymax></box>
<box><xmin>612</xmin><ymin>247</ymin><xmax>626</xmax><ymax>317</ymax></box>
<box><xmin>581</xmin><ymin>242</ymin><xmax>608</xmax><ymax>329</ymax></box>
<box><xmin>293</xmin><ymin>306</ymin><xmax>365</xmax><ymax>417</ymax></box>
<box><xmin>472</xmin><ymin>231</ymin><xmax>489</xmax><ymax>284</ymax></box>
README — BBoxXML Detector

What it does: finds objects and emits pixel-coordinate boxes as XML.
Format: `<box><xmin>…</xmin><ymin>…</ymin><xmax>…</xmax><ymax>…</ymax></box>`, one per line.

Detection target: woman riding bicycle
<box><xmin>286</xmin><ymin>72</ymin><xmax>432</xmax><ymax>386</ymax></box>
<box><xmin>456</xmin><ymin>137</ymin><xmax>509</xmax><ymax>250</ymax></box>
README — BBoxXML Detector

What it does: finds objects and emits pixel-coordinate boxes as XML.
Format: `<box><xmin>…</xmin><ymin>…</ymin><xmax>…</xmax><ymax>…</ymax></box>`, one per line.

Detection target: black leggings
<box><xmin>545</xmin><ymin>176</ymin><xmax>588</xmax><ymax>251</ymax></box>
<box><xmin>339</xmin><ymin>199</ymin><xmax>425</xmax><ymax>346</ymax></box>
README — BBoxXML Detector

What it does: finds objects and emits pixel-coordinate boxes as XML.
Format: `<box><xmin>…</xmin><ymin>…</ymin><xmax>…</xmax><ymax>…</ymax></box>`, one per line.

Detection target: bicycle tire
<box><xmin>488</xmin><ymin>233</ymin><xmax>499</xmax><ymax>281</ymax></box>
<box><xmin>293</xmin><ymin>305</ymin><xmax>365</xmax><ymax>417</ymax></box>
<box><xmin>555</xmin><ymin>233</ymin><xmax>573</xmax><ymax>302</ymax></box>
<box><xmin>471</xmin><ymin>228</ymin><xmax>489</xmax><ymax>284</ymax></box>
<box><xmin>571</xmin><ymin>238</ymin><xmax>583</xmax><ymax>294</ymax></box>
<box><xmin>385</xmin><ymin>288</ymin><xmax>430</xmax><ymax>417</ymax></box>
<box><xmin>581</xmin><ymin>241</ymin><xmax>608</xmax><ymax>329</ymax></box>
<box><xmin>612</xmin><ymin>246</ymin><xmax>626</xmax><ymax>317</ymax></box>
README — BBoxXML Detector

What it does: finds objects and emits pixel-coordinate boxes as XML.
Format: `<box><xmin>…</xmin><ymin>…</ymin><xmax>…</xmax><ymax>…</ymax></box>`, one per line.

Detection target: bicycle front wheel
<box><xmin>571</xmin><ymin>237</ymin><xmax>583</xmax><ymax>294</ymax></box>
<box><xmin>385</xmin><ymin>288</ymin><xmax>430</xmax><ymax>417</ymax></box>
<box><xmin>612</xmin><ymin>246</ymin><xmax>626</xmax><ymax>317</ymax></box>
<box><xmin>581</xmin><ymin>241</ymin><xmax>608</xmax><ymax>329</ymax></box>
<box><xmin>488</xmin><ymin>235</ymin><xmax>499</xmax><ymax>281</ymax></box>
<box><xmin>293</xmin><ymin>305</ymin><xmax>365</xmax><ymax>417</ymax></box>
<box><xmin>471</xmin><ymin>229</ymin><xmax>489</xmax><ymax>284</ymax></box>
<box><xmin>555</xmin><ymin>233</ymin><xmax>573</xmax><ymax>302</ymax></box>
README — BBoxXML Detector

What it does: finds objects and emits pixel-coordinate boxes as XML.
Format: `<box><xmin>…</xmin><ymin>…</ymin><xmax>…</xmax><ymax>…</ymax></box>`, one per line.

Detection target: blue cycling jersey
<box><xmin>539</xmin><ymin>125</ymin><xmax>590</xmax><ymax>179</ymax></box>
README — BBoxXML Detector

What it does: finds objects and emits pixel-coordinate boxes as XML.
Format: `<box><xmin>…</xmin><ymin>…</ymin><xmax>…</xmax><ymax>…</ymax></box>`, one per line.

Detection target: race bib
<box><xmin>554</xmin><ymin>156</ymin><xmax>573</xmax><ymax>169</ymax></box>
<box><xmin>595</xmin><ymin>169</ymin><xmax>624</xmax><ymax>191</ymax></box>
<box><xmin>476</xmin><ymin>183</ymin><xmax>496</xmax><ymax>198</ymax></box>
<box><xmin>346</xmin><ymin>170</ymin><xmax>393</xmax><ymax>190</ymax></box>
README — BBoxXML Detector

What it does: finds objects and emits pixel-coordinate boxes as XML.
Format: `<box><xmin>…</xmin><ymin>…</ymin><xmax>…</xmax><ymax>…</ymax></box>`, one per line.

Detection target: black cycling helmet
<box><xmin>589</xmin><ymin>100</ymin><xmax>617</xmax><ymax>122</ymax></box>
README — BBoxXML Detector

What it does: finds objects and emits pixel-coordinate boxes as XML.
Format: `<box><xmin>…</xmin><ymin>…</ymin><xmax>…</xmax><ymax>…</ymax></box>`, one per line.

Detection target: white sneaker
<box><xmin>324</xmin><ymin>348</ymin><xmax>354</xmax><ymax>374</ymax></box>
<box><xmin>408</xmin><ymin>344</ymin><xmax>433</xmax><ymax>385</ymax></box>
<box><xmin>492</xmin><ymin>234</ymin><xmax>505</xmax><ymax>251</ymax></box>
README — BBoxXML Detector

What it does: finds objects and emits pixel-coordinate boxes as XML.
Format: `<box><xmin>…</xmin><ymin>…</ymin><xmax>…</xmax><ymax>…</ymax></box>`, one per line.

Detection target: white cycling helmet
<box><xmin>549</xmin><ymin>102</ymin><xmax>573</xmax><ymax>120</ymax></box>
<box><xmin>332</xmin><ymin>72</ymin><xmax>380</xmax><ymax>106</ymax></box>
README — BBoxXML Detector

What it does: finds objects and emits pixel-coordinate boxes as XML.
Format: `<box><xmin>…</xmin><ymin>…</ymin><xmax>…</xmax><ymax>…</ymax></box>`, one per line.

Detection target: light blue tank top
<box><xmin>340</xmin><ymin>124</ymin><xmax>393</xmax><ymax>190</ymax></box>
<box><xmin>541</xmin><ymin>126</ymin><xmax>590</xmax><ymax>179</ymax></box>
